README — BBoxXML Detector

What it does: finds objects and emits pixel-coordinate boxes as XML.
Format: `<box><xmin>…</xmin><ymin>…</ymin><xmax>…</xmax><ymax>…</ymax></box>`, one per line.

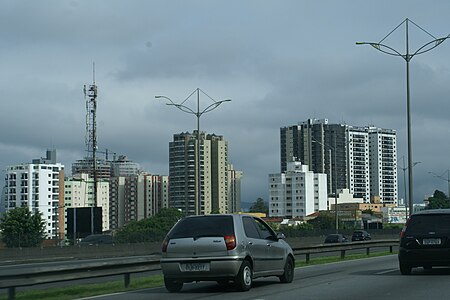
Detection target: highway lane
<box><xmin>84</xmin><ymin>255</ymin><xmax>450</xmax><ymax>300</ymax></box>
<box><xmin>0</xmin><ymin>243</ymin><xmax>396</xmax><ymax>297</ymax></box>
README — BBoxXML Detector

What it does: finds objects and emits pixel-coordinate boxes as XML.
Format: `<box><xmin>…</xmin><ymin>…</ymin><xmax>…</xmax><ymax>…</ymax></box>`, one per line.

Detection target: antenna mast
<box><xmin>84</xmin><ymin>63</ymin><xmax>98</xmax><ymax>212</ymax></box>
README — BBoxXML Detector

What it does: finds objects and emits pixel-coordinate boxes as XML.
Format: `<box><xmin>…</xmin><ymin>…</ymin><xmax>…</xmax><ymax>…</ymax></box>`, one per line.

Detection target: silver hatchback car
<box><xmin>160</xmin><ymin>214</ymin><xmax>295</xmax><ymax>292</ymax></box>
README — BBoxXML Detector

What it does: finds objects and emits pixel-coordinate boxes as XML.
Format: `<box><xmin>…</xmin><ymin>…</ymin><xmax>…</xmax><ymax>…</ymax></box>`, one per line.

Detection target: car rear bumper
<box><xmin>161</xmin><ymin>256</ymin><xmax>244</xmax><ymax>280</ymax></box>
<box><xmin>399</xmin><ymin>247</ymin><xmax>450</xmax><ymax>267</ymax></box>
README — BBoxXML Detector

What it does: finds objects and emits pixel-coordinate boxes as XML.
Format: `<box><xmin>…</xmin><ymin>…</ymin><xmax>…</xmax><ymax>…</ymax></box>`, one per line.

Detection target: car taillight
<box><xmin>161</xmin><ymin>237</ymin><xmax>169</xmax><ymax>253</ymax></box>
<box><xmin>224</xmin><ymin>235</ymin><xmax>236</xmax><ymax>250</ymax></box>
<box><xmin>400</xmin><ymin>218</ymin><xmax>411</xmax><ymax>239</ymax></box>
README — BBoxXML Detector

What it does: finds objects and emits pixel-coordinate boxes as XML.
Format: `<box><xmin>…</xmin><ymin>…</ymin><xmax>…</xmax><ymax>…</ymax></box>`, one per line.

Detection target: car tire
<box><xmin>164</xmin><ymin>277</ymin><xmax>183</xmax><ymax>292</ymax></box>
<box><xmin>235</xmin><ymin>260</ymin><xmax>252</xmax><ymax>291</ymax></box>
<box><xmin>279</xmin><ymin>256</ymin><xmax>294</xmax><ymax>283</ymax></box>
<box><xmin>399</xmin><ymin>261</ymin><xmax>412</xmax><ymax>275</ymax></box>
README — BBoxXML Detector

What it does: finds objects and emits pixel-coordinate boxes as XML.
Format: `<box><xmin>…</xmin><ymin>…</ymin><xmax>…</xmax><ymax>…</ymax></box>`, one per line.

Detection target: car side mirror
<box><xmin>276</xmin><ymin>232</ymin><xmax>286</xmax><ymax>240</ymax></box>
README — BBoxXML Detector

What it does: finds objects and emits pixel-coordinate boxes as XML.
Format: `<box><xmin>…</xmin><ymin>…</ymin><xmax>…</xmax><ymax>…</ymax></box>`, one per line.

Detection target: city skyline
<box><xmin>1</xmin><ymin>1</ymin><xmax>450</xmax><ymax>205</ymax></box>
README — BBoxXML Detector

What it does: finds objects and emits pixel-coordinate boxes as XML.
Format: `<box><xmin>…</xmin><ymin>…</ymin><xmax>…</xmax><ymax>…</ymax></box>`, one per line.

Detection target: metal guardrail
<box><xmin>292</xmin><ymin>239</ymin><xmax>398</xmax><ymax>263</ymax></box>
<box><xmin>0</xmin><ymin>240</ymin><xmax>399</xmax><ymax>300</ymax></box>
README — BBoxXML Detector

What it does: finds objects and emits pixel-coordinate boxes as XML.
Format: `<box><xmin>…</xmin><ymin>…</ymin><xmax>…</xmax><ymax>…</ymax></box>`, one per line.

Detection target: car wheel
<box><xmin>164</xmin><ymin>277</ymin><xmax>183</xmax><ymax>292</ymax></box>
<box><xmin>399</xmin><ymin>261</ymin><xmax>412</xmax><ymax>275</ymax></box>
<box><xmin>279</xmin><ymin>256</ymin><xmax>294</xmax><ymax>283</ymax></box>
<box><xmin>235</xmin><ymin>260</ymin><xmax>252</xmax><ymax>291</ymax></box>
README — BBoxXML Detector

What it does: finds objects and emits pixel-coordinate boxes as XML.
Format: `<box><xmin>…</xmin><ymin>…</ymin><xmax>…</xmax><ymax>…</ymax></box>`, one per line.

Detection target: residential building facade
<box><xmin>269</xmin><ymin>160</ymin><xmax>328</xmax><ymax>218</ymax></box>
<box><xmin>109</xmin><ymin>173</ymin><xmax>169</xmax><ymax>229</ymax></box>
<box><xmin>63</xmin><ymin>173</ymin><xmax>110</xmax><ymax>237</ymax></box>
<box><xmin>3</xmin><ymin>150</ymin><xmax>64</xmax><ymax>239</ymax></box>
<box><xmin>280</xmin><ymin>119</ymin><xmax>397</xmax><ymax>204</ymax></box>
<box><xmin>169</xmin><ymin>131</ymin><xmax>240</xmax><ymax>215</ymax></box>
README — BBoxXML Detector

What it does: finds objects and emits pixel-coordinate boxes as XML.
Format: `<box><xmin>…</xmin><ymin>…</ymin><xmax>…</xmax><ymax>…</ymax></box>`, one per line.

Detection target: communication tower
<box><xmin>83</xmin><ymin>64</ymin><xmax>98</xmax><ymax>207</ymax></box>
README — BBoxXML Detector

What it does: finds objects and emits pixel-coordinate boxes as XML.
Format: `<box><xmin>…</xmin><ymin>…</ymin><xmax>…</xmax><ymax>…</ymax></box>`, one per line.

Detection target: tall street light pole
<box><xmin>156</xmin><ymin>88</ymin><xmax>231</xmax><ymax>215</ymax></box>
<box><xmin>312</xmin><ymin>137</ymin><xmax>338</xmax><ymax>233</ymax></box>
<box><xmin>398</xmin><ymin>156</ymin><xmax>421</xmax><ymax>218</ymax></box>
<box><xmin>357</xmin><ymin>18</ymin><xmax>449</xmax><ymax>216</ymax></box>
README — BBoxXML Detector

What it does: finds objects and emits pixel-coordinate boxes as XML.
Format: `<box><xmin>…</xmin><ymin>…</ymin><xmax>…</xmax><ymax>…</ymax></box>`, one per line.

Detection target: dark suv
<box><xmin>351</xmin><ymin>230</ymin><xmax>371</xmax><ymax>241</ymax></box>
<box><xmin>160</xmin><ymin>214</ymin><xmax>295</xmax><ymax>292</ymax></box>
<box><xmin>399</xmin><ymin>209</ymin><xmax>450</xmax><ymax>275</ymax></box>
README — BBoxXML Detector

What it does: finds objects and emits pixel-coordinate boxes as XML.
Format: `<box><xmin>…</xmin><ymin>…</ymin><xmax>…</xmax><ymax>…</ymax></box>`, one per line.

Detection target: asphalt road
<box><xmin>81</xmin><ymin>255</ymin><xmax>450</xmax><ymax>300</ymax></box>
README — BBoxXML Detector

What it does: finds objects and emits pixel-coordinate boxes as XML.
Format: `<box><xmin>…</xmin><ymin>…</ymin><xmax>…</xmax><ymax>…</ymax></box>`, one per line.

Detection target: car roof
<box><xmin>412</xmin><ymin>209</ymin><xmax>450</xmax><ymax>216</ymax></box>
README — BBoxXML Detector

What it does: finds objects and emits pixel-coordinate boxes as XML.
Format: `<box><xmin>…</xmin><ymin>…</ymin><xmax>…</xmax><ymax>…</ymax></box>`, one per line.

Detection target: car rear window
<box><xmin>168</xmin><ymin>216</ymin><xmax>234</xmax><ymax>239</ymax></box>
<box><xmin>406</xmin><ymin>214</ymin><xmax>450</xmax><ymax>235</ymax></box>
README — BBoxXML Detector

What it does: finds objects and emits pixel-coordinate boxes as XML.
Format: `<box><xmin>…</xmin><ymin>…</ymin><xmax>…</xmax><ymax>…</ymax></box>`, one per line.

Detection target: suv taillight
<box><xmin>161</xmin><ymin>237</ymin><xmax>169</xmax><ymax>253</ymax></box>
<box><xmin>400</xmin><ymin>218</ymin><xmax>411</xmax><ymax>239</ymax></box>
<box><xmin>224</xmin><ymin>235</ymin><xmax>236</xmax><ymax>250</ymax></box>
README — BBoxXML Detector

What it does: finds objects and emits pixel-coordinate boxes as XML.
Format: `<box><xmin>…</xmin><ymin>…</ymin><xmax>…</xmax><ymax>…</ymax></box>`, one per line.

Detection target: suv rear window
<box><xmin>406</xmin><ymin>214</ymin><xmax>450</xmax><ymax>235</ymax></box>
<box><xmin>168</xmin><ymin>216</ymin><xmax>234</xmax><ymax>239</ymax></box>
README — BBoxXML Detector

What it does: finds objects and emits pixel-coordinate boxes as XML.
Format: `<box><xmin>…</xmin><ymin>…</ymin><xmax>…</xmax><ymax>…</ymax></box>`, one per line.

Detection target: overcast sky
<box><xmin>1</xmin><ymin>1</ymin><xmax>450</xmax><ymax>205</ymax></box>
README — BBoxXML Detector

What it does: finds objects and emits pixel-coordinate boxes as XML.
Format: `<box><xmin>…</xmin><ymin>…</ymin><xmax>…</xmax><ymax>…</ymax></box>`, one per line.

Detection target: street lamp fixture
<box><xmin>155</xmin><ymin>88</ymin><xmax>231</xmax><ymax>215</ymax></box>
<box><xmin>357</xmin><ymin>18</ymin><xmax>450</xmax><ymax>216</ymax></box>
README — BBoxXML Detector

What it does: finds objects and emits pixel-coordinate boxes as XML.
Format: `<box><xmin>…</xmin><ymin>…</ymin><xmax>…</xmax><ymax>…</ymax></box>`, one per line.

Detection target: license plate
<box><xmin>423</xmin><ymin>238</ymin><xmax>441</xmax><ymax>245</ymax></box>
<box><xmin>181</xmin><ymin>262</ymin><xmax>210</xmax><ymax>272</ymax></box>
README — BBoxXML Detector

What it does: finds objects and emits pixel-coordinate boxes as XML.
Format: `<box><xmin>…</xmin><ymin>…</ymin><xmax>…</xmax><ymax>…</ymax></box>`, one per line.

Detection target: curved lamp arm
<box><xmin>199</xmin><ymin>99</ymin><xmax>231</xmax><ymax>116</ymax></box>
<box><xmin>411</xmin><ymin>35</ymin><xmax>450</xmax><ymax>58</ymax></box>
<box><xmin>356</xmin><ymin>35</ymin><xmax>450</xmax><ymax>61</ymax></box>
<box><xmin>356</xmin><ymin>41</ymin><xmax>404</xmax><ymax>58</ymax></box>
<box><xmin>155</xmin><ymin>95</ymin><xmax>196</xmax><ymax>115</ymax></box>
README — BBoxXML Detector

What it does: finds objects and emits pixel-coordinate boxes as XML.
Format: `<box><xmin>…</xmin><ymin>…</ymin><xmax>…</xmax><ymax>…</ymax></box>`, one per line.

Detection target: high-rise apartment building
<box><xmin>109</xmin><ymin>173</ymin><xmax>169</xmax><ymax>229</ymax></box>
<box><xmin>169</xmin><ymin>131</ymin><xmax>240</xmax><ymax>215</ymax></box>
<box><xmin>110</xmin><ymin>155</ymin><xmax>141</xmax><ymax>177</ymax></box>
<box><xmin>63</xmin><ymin>173</ymin><xmax>110</xmax><ymax>236</ymax></box>
<box><xmin>269</xmin><ymin>160</ymin><xmax>328</xmax><ymax>218</ymax></box>
<box><xmin>368</xmin><ymin>127</ymin><xmax>398</xmax><ymax>204</ymax></box>
<box><xmin>3</xmin><ymin>150</ymin><xmax>64</xmax><ymax>239</ymax></box>
<box><xmin>227</xmin><ymin>164</ymin><xmax>243</xmax><ymax>213</ymax></box>
<box><xmin>280</xmin><ymin>119</ymin><xmax>397</xmax><ymax>204</ymax></box>
<box><xmin>72</xmin><ymin>157</ymin><xmax>111</xmax><ymax>180</ymax></box>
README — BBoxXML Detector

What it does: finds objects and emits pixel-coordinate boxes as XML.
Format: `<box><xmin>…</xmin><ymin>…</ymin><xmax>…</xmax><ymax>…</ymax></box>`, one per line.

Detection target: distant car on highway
<box><xmin>399</xmin><ymin>209</ymin><xmax>450</xmax><ymax>275</ymax></box>
<box><xmin>324</xmin><ymin>234</ymin><xmax>348</xmax><ymax>244</ymax></box>
<box><xmin>79</xmin><ymin>234</ymin><xmax>114</xmax><ymax>246</ymax></box>
<box><xmin>351</xmin><ymin>230</ymin><xmax>371</xmax><ymax>241</ymax></box>
<box><xmin>160</xmin><ymin>214</ymin><xmax>295</xmax><ymax>292</ymax></box>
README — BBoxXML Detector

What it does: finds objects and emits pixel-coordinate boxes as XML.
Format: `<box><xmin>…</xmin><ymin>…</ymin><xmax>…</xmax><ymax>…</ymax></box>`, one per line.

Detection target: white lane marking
<box><xmin>375</xmin><ymin>268</ymin><xmax>398</xmax><ymax>275</ymax></box>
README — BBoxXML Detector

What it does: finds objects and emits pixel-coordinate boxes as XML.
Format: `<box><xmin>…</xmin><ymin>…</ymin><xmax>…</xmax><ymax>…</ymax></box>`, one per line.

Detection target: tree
<box><xmin>249</xmin><ymin>198</ymin><xmax>269</xmax><ymax>214</ymax></box>
<box><xmin>0</xmin><ymin>207</ymin><xmax>46</xmax><ymax>248</ymax></box>
<box><xmin>308</xmin><ymin>213</ymin><xmax>336</xmax><ymax>230</ymax></box>
<box><xmin>426</xmin><ymin>190</ymin><xmax>450</xmax><ymax>209</ymax></box>
<box><xmin>115</xmin><ymin>208</ymin><xmax>183</xmax><ymax>243</ymax></box>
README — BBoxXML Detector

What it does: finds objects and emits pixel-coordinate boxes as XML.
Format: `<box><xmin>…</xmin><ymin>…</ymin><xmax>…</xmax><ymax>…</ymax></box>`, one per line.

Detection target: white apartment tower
<box><xmin>369</xmin><ymin>127</ymin><xmax>398</xmax><ymax>204</ymax></box>
<box><xmin>269</xmin><ymin>160</ymin><xmax>328</xmax><ymax>218</ymax></box>
<box><xmin>347</xmin><ymin>127</ymin><xmax>370</xmax><ymax>202</ymax></box>
<box><xmin>3</xmin><ymin>150</ymin><xmax>64</xmax><ymax>239</ymax></box>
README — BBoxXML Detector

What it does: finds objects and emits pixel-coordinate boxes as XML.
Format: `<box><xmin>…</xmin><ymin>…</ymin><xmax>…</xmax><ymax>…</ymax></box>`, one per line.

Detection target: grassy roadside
<box><xmin>1</xmin><ymin>251</ymin><xmax>397</xmax><ymax>300</ymax></box>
